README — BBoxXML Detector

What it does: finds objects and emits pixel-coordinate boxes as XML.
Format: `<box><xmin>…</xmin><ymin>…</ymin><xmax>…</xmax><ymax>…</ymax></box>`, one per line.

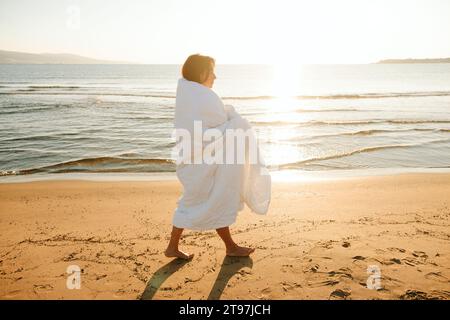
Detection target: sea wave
<box><xmin>251</xmin><ymin>119</ymin><xmax>450</xmax><ymax>127</ymax></box>
<box><xmin>28</xmin><ymin>85</ymin><xmax>81</xmax><ymax>89</ymax></box>
<box><xmin>0</xmin><ymin>89</ymin><xmax>176</xmax><ymax>99</ymax></box>
<box><xmin>2</xmin><ymin>137</ymin><xmax>450</xmax><ymax>176</ymax></box>
<box><xmin>285</xmin><ymin>128</ymin><xmax>450</xmax><ymax>141</ymax></box>
<box><xmin>276</xmin><ymin>138</ymin><xmax>450</xmax><ymax>169</ymax></box>
<box><xmin>0</xmin><ymin>157</ymin><xmax>176</xmax><ymax>176</ymax></box>
<box><xmin>295</xmin><ymin>108</ymin><xmax>363</xmax><ymax>113</ymax></box>
<box><xmin>223</xmin><ymin>91</ymin><xmax>450</xmax><ymax>100</ymax></box>
<box><xmin>2</xmin><ymin>87</ymin><xmax>450</xmax><ymax>100</ymax></box>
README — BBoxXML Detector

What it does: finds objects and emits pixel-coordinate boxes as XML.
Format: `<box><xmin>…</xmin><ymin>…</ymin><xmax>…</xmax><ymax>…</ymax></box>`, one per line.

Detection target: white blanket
<box><xmin>172</xmin><ymin>78</ymin><xmax>271</xmax><ymax>230</ymax></box>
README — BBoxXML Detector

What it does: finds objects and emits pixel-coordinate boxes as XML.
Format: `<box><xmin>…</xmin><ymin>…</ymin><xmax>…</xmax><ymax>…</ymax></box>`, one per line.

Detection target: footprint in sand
<box><xmin>281</xmin><ymin>281</ymin><xmax>302</xmax><ymax>292</ymax></box>
<box><xmin>381</xmin><ymin>258</ymin><xmax>402</xmax><ymax>265</ymax></box>
<box><xmin>412</xmin><ymin>251</ymin><xmax>428</xmax><ymax>259</ymax></box>
<box><xmin>401</xmin><ymin>251</ymin><xmax>428</xmax><ymax>266</ymax></box>
<box><xmin>328</xmin><ymin>268</ymin><xmax>353</xmax><ymax>280</ymax></box>
<box><xmin>352</xmin><ymin>255</ymin><xmax>366</xmax><ymax>261</ymax></box>
<box><xmin>95</xmin><ymin>274</ymin><xmax>107</xmax><ymax>280</ymax></box>
<box><xmin>342</xmin><ymin>242</ymin><xmax>351</xmax><ymax>248</ymax></box>
<box><xmin>259</xmin><ymin>287</ymin><xmax>271</xmax><ymax>298</ymax></box>
<box><xmin>424</xmin><ymin>272</ymin><xmax>449</xmax><ymax>283</ymax></box>
<box><xmin>329</xmin><ymin>288</ymin><xmax>351</xmax><ymax>300</ymax></box>
<box><xmin>33</xmin><ymin>284</ymin><xmax>53</xmax><ymax>293</ymax></box>
<box><xmin>318</xmin><ymin>241</ymin><xmax>334</xmax><ymax>249</ymax></box>
<box><xmin>387</xmin><ymin>247</ymin><xmax>406</xmax><ymax>253</ymax></box>
<box><xmin>400</xmin><ymin>289</ymin><xmax>431</xmax><ymax>300</ymax></box>
<box><xmin>309</xmin><ymin>279</ymin><xmax>340</xmax><ymax>288</ymax></box>
<box><xmin>402</xmin><ymin>257</ymin><xmax>417</xmax><ymax>266</ymax></box>
<box><xmin>309</xmin><ymin>264</ymin><xmax>320</xmax><ymax>273</ymax></box>
<box><xmin>429</xmin><ymin>290</ymin><xmax>450</xmax><ymax>299</ymax></box>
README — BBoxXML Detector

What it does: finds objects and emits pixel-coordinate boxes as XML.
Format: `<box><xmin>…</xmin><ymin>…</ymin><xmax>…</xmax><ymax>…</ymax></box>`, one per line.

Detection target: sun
<box><xmin>269</xmin><ymin>63</ymin><xmax>303</xmax><ymax>112</ymax></box>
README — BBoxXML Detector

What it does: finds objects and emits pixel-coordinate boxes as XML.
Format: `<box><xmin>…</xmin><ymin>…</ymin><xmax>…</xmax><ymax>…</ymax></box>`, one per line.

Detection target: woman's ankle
<box><xmin>224</xmin><ymin>242</ymin><xmax>239</xmax><ymax>251</ymax></box>
<box><xmin>166</xmin><ymin>243</ymin><xmax>179</xmax><ymax>252</ymax></box>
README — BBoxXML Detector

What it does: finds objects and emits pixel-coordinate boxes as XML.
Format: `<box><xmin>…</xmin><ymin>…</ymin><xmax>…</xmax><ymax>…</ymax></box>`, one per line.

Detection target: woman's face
<box><xmin>201</xmin><ymin>64</ymin><xmax>216</xmax><ymax>88</ymax></box>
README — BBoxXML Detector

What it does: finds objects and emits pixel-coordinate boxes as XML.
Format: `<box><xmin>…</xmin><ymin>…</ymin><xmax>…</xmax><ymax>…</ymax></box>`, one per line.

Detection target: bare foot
<box><xmin>226</xmin><ymin>245</ymin><xmax>255</xmax><ymax>257</ymax></box>
<box><xmin>164</xmin><ymin>248</ymin><xmax>194</xmax><ymax>260</ymax></box>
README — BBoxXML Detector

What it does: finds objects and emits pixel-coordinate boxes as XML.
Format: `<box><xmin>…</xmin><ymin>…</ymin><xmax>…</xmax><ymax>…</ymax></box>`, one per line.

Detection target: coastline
<box><xmin>2</xmin><ymin>167</ymin><xmax>450</xmax><ymax>184</ymax></box>
<box><xmin>1</xmin><ymin>172</ymin><xmax>449</xmax><ymax>299</ymax></box>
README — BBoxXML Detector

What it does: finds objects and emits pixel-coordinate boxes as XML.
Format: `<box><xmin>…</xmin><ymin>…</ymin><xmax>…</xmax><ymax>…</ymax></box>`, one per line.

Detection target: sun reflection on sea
<box><xmin>260</xmin><ymin>64</ymin><xmax>307</xmax><ymax>170</ymax></box>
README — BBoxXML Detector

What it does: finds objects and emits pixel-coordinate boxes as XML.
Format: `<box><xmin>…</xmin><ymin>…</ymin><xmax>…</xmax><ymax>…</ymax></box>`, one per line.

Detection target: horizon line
<box><xmin>2</xmin><ymin>49</ymin><xmax>450</xmax><ymax>65</ymax></box>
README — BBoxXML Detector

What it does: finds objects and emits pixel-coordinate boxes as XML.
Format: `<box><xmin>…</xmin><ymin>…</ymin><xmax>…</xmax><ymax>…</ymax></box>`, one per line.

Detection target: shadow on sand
<box><xmin>140</xmin><ymin>256</ymin><xmax>253</xmax><ymax>300</ymax></box>
<box><xmin>207</xmin><ymin>256</ymin><xmax>253</xmax><ymax>300</ymax></box>
<box><xmin>140</xmin><ymin>258</ymin><xmax>190</xmax><ymax>300</ymax></box>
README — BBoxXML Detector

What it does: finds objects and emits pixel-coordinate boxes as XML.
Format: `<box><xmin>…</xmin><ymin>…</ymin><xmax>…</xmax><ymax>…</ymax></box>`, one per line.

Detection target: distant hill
<box><xmin>378</xmin><ymin>58</ymin><xmax>450</xmax><ymax>64</ymax></box>
<box><xmin>0</xmin><ymin>50</ymin><xmax>134</xmax><ymax>64</ymax></box>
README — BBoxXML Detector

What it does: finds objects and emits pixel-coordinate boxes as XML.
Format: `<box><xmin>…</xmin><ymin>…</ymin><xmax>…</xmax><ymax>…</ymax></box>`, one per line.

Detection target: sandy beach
<box><xmin>0</xmin><ymin>173</ymin><xmax>449</xmax><ymax>300</ymax></box>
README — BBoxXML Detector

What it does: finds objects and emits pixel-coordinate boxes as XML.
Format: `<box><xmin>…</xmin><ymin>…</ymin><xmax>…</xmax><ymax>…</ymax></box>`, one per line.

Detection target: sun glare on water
<box><xmin>259</xmin><ymin>63</ymin><xmax>309</xmax><ymax>170</ymax></box>
<box><xmin>268</xmin><ymin>63</ymin><xmax>307</xmax><ymax>116</ymax></box>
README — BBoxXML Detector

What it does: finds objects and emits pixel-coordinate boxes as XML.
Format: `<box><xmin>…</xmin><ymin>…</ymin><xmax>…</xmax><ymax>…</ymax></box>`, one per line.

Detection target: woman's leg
<box><xmin>164</xmin><ymin>226</ymin><xmax>194</xmax><ymax>260</ymax></box>
<box><xmin>216</xmin><ymin>227</ymin><xmax>255</xmax><ymax>256</ymax></box>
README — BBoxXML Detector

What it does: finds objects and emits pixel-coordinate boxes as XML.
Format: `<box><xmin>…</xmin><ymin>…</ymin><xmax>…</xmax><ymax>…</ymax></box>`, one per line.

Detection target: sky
<box><xmin>1</xmin><ymin>0</ymin><xmax>450</xmax><ymax>64</ymax></box>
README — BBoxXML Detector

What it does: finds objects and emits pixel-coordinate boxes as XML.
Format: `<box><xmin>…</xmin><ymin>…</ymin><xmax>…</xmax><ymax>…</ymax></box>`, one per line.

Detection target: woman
<box><xmin>165</xmin><ymin>54</ymin><xmax>271</xmax><ymax>260</ymax></box>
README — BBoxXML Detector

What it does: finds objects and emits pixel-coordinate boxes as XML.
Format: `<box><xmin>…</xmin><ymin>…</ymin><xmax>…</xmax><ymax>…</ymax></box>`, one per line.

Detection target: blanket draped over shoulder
<box><xmin>172</xmin><ymin>78</ymin><xmax>271</xmax><ymax>230</ymax></box>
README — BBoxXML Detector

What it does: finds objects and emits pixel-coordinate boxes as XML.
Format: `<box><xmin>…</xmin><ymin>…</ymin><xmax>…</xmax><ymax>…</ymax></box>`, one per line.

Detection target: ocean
<box><xmin>1</xmin><ymin>64</ymin><xmax>450</xmax><ymax>179</ymax></box>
